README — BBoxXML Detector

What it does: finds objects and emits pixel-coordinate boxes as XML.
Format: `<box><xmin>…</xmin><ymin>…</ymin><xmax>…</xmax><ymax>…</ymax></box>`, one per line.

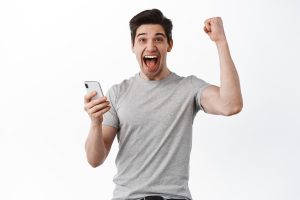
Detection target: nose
<box><xmin>146</xmin><ymin>41</ymin><xmax>156</xmax><ymax>52</ymax></box>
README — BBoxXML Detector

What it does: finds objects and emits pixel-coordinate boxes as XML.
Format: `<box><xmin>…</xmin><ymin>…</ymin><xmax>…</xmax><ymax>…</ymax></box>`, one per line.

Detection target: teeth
<box><xmin>144</xmin><ymin>55</ymin><xmax>157</xmax><ymax>59</ymax></box>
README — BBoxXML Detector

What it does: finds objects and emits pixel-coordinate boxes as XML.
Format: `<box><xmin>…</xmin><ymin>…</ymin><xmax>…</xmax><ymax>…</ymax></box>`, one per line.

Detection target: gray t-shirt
<box><xmin>103</xmin><ymin>72</ymin><xmax>210</xmax><ymax>200</ymax></box>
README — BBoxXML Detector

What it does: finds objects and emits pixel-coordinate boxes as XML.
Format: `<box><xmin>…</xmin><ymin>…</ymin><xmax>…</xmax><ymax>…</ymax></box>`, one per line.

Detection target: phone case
<box><xmin>84</xmin><ymin>81</ymin><xmax>104</xmax><ymax>100</ymax></box>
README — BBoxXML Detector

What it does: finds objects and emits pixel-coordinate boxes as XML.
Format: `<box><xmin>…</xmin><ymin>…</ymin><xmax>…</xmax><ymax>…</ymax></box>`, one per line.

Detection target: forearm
<box><xmin>85</xmin><ymin>123</ymin><xmax>107</xmax><ymax>167</ymax></box>
<box><xmin>216</xmin><ymin>40</ymin><xmax>243</xmax><ymax>112</ymax></box>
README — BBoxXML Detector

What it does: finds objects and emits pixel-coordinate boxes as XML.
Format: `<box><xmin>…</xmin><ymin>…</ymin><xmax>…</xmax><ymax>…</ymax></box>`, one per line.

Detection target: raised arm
<box><xmin>200</xmin><ymin>17</ymin><xmax>243</xmax><ymax>116</ymax></box>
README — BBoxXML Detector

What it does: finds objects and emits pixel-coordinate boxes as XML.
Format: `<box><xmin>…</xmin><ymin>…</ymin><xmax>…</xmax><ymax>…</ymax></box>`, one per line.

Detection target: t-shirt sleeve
<box><xmin>102</xmin><ymin>85</ymin><xmax>120</xmax><ymax>129</ymax></box>
<box><xmin>190</xmin><ymin>75</ymin><xmax>211</xmax><ymax>111</ymax></box>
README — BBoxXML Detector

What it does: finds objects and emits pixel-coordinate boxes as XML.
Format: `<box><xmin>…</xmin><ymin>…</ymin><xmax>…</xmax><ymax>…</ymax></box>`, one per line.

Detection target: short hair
<box><xmin>129</xmin><ymin>9</ymin><xmax>173</xmax><ymax>46</ymax></box>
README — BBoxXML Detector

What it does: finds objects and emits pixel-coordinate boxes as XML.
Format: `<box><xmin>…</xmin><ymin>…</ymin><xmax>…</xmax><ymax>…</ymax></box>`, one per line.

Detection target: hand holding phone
<box><xmin>84</xmin><ymin>81</ymin><xmax>110</xmax><ymax>124</ymax></box>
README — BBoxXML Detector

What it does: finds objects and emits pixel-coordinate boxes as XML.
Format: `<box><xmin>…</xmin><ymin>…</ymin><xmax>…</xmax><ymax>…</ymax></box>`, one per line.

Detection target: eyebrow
<box><xmin>136</xmin><ymin>33</ymin><xmax>166</xmax><ymax>37</ymax></box>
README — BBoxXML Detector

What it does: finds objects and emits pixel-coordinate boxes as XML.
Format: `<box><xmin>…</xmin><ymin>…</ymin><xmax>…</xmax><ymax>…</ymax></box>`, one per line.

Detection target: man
<box><xmin>84</xmin><ymin>9</ymin><xmax>242</xmax><ymax>200</ymax></box>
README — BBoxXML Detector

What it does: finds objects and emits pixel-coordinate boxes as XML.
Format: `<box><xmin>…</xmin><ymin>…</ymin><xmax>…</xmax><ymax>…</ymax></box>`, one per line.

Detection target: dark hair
<box><xmin>129</xmin><ymin>9</ymin><xmax>173</xmax><ymax>45</ymax></box>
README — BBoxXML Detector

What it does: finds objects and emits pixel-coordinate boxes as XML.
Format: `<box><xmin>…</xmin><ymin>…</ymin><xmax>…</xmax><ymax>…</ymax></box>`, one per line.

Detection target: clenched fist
<box><xmin>204</xmin><ymin>17</ymin><xmax>227</xmax><ymax>43</ymax></box>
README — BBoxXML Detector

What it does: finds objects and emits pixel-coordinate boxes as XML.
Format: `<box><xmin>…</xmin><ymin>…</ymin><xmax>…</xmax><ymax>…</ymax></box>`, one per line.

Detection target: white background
<box><xmin>0</xmin><ymin>0</ymin><xmax>299</xmax><ymax>200</ymax></box>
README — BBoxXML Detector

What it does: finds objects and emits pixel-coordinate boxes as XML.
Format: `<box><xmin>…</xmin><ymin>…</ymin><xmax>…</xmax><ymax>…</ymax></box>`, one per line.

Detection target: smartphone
<box><xmin>84</xmin><ymin>81</ymin><xmax>104</xmax><ymax>100</ymax></box>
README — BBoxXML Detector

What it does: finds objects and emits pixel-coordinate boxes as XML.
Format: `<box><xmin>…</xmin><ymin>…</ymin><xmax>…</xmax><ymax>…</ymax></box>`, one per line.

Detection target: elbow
<box><xmin>222</xmin><ymin>101</ymin><xmax>243</xmax><ymax>116</ymax></box>
<box><xmin>87</xmin><ymin>154</ymin><xmax>106</xmax><ymax>168</ymax></box>
<box><xmin>85</xmin><ymin>148</ymin><xmax>107</xmax><ymax>168</ymax></box>
<box><xmin>88</xmin><ymin>159</ymin><xmax>103</xmax><ymax>168</ymax></box>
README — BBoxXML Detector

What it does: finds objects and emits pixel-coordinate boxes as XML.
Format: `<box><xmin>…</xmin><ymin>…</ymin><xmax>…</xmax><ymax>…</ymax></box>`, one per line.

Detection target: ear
<box><xmin>167</xmin><ymin>39</ymin><xmax>173</xmax><ymax>52</ymax></box>
<box><xmin>131</xmin><ymin>40</ymin><xmax>136</xmax><ymax>53</ymax></box>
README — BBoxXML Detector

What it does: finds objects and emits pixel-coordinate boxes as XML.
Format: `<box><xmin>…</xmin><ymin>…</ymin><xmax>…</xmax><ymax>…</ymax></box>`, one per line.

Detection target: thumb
<box><xmin>203</xmin><ymin>26</ymin><xmax>209</xmax><ymax>34</ymax></box>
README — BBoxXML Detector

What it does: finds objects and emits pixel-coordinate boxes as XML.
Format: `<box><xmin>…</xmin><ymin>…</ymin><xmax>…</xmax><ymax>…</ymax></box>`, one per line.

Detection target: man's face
<box><xmin>132</xmin><ymin>24</ymin><xmax>173</xmax><ymax>80</ymax></box>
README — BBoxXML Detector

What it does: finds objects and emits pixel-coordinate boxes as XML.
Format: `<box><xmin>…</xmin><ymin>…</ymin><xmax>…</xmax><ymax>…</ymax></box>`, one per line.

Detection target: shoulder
<box><xmin>106</xmin><ymin>74</ymin><xmax>137</xmax><ymax>98</ymax></box>
<box><xmin>187</xmin><ymin>75</ymin><xmax>207</xmax><ymax>84</ymax></box>
<box><xmin>174</xmin><ymin>73</ymin><xmax>209</xmax><ymax>88</ymax></box>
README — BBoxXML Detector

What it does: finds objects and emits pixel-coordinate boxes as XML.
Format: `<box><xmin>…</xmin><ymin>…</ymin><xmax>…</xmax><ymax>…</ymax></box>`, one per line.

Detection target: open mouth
<box><xmin>143</xmin><ymin>55</ymin><xmax>159</xmax><ymax>71</ymax></box>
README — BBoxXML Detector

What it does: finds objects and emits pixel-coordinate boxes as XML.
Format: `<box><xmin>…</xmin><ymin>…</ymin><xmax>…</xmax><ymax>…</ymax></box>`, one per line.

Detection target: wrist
<box><xmin>215</xmin><ymin>38</ymin><xmax>228</xmax><ymax>47</ymax></box>
<box><xmin>90</xmin><ymin>120</ymin><xmax>102</xmax><ymax>129</ymax></box>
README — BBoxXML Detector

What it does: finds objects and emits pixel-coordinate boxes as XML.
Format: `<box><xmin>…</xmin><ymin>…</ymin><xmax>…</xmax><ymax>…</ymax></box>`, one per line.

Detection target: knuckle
<box><xmin>86</xmin><ymin>102</ymin><xmax>92</xmax><ymax>108</ymax></box>
<box><xmin>94</xmin><ymin>112</ymin><xmax>102</xmax><ymax>118</ymax></box>
<box><xmin>88</xmin><ymin>108</ymin><xmax>94</xmax><ymax>115</ymax></box>
<box><xmin>84</xmin><ymin>96</ymin><xmax>90</xmax><ymax>102</ymax></box>
<box><xmin>90</xmin><ymin>101</ymin><xmax>97</xmax><ymax>107</ymax></box>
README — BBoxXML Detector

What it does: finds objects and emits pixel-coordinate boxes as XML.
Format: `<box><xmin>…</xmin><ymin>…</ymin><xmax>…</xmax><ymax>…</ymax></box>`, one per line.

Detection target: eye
<box><xmin>138</xmin><ymin>38</ymin><xmax>146</xmax><ymax>43</ymax></box>
<box><xmin>155</xmin><ymin>37</ymin><xmax>163</xmax><ymax>42</ymax></box>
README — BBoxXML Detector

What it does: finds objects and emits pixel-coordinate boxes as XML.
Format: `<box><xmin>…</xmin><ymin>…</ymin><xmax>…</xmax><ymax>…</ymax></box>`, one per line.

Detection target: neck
<box><xmin>140</xmin><ymin>67</ymin><xmax>171</xmax><ymax>81</ymax></box>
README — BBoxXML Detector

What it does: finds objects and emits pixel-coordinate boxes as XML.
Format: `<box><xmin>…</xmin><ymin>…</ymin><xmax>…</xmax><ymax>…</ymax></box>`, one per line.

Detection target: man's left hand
<box><xmin>203</xmin><ymin>17</ymin><xmax>227</xmax><ymax>43</ymax></box>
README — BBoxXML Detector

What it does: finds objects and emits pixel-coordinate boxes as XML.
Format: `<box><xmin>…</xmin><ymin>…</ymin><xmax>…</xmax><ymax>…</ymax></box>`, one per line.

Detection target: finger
<box><xmin>85</xmin><ymin>96</ymin><xmax>108</xmax><ymax>110</ymax></box>
<box><xmin>88</xmin><ymin>102</ymin><xmax>110</xmax><ymax>114</ymax></box>
<box><xmin>214</xmin><ymin>17</ymin><xmax>222</xmax><ymax>24</ymax></box>
<box><xmin>203</xmin><ymin>26</ymin><xmax>209</xmax><ymax>33</ymax></box>
<box><xmin>85</xmin><ymin>99</ymin><xmax>109</xmax><ymax>113</ymax></box>
<box><xmin>210</xmin><ymin>17</ymin><xmax>223</xmax><ymax>28</ymax></box>
<box><xmin>204</xmin><ymin>19</ymin><xmax>211</xmax><ymax>33</ymax></box>
<box><xmin>88</xmin><ymin>104</ymin><xmax>109</xmax><ymax>115</ymax></box>
<box><xmin>91</xmin><ymin>106</ymin><xmax>111</xmax><ymax>118</ymax></box>
<box><xmin>84</xmin><ymin>91</ymin><xmax>97</xmax><ymax>103</ymax></box>
<box><xmin>204</xmin><ymin>18</ymin><xmax>212</xmax><ymax>25</ymax></box>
